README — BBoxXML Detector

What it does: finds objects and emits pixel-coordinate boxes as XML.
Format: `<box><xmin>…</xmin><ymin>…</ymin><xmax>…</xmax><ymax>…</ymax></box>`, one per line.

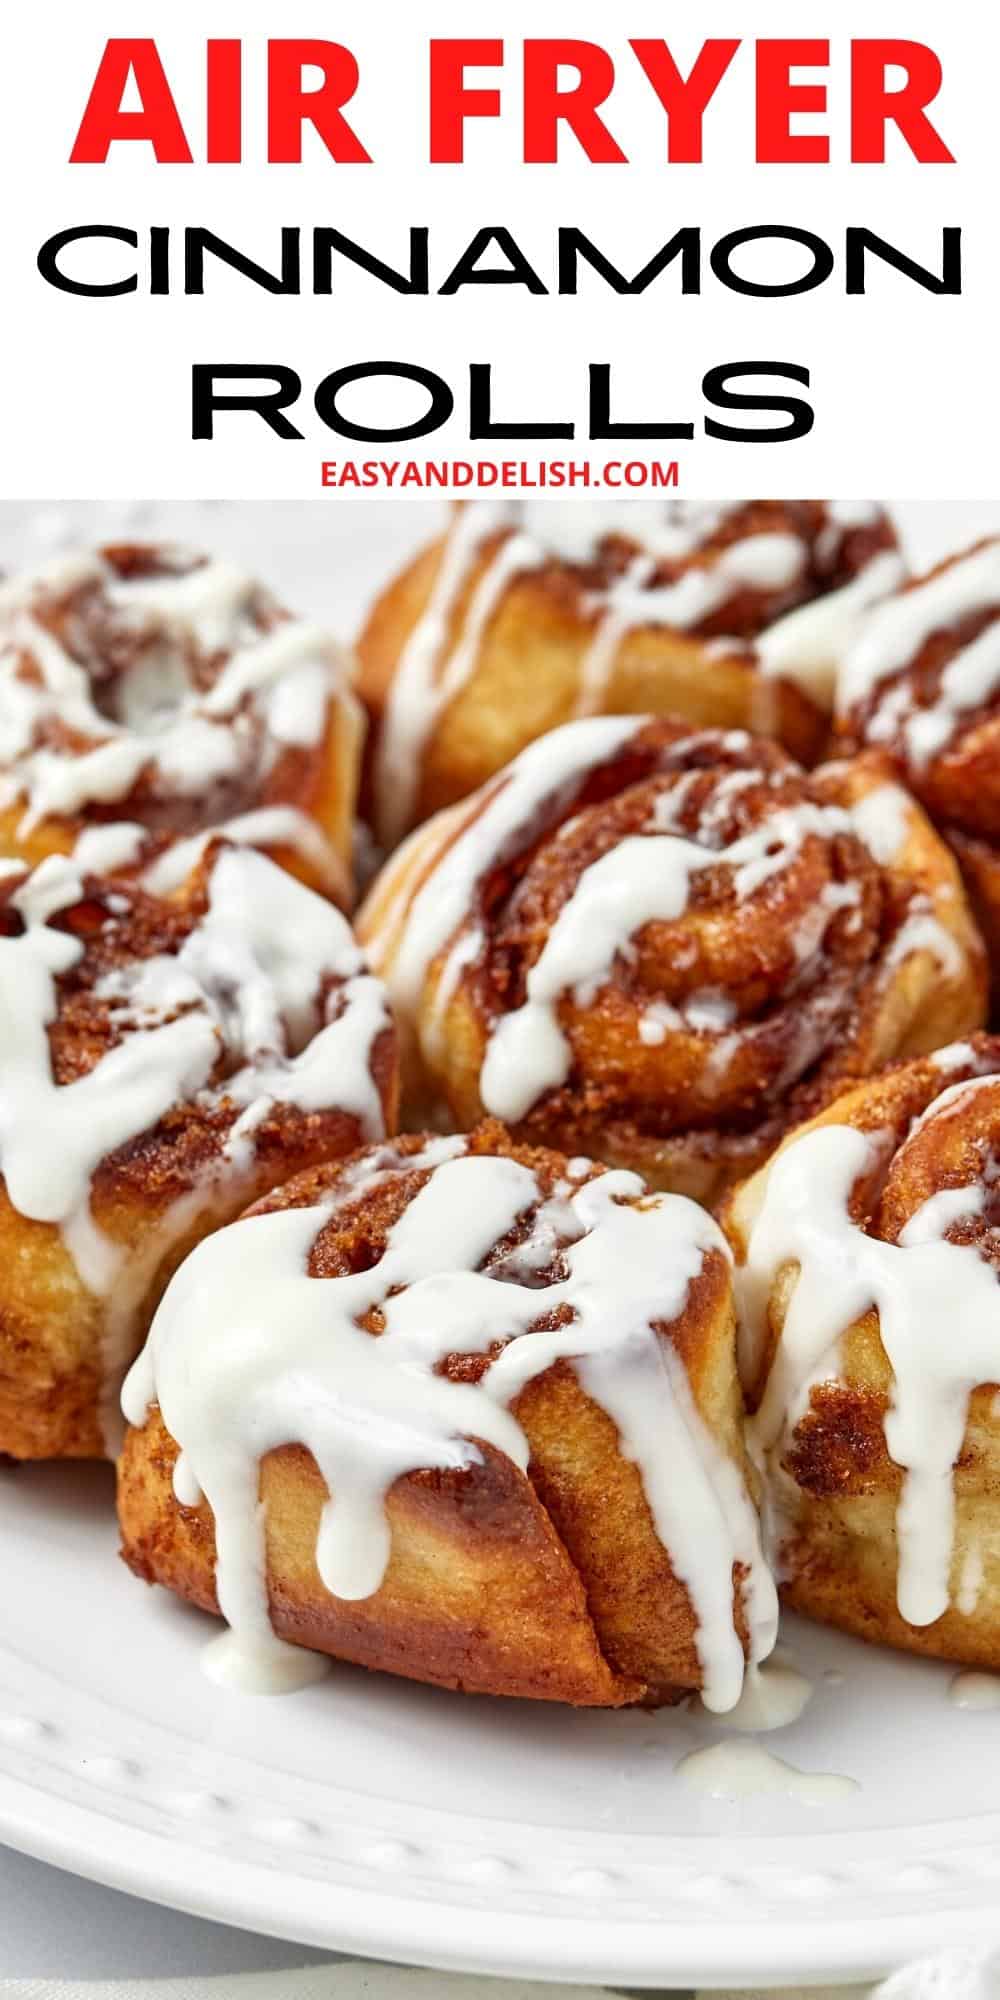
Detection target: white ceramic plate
<box><xmin>3</xmin><ymin>1460</ymin><xmax>1000</xmax><ymax>1990</ymax></box>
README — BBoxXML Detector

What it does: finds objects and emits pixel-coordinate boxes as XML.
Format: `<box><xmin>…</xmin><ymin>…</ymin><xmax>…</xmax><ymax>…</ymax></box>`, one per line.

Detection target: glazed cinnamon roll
<box><xmin>836</xmin><ymin>538</ymin><xmax>1000</xmax><ymax>993</ymax></box>
<box><xmin>0</xmin><ymin>544</ymin><xmax>364</xmax><ymax>903</ymax></box>
<box><xmin>358</xmin><ymin>716</ymin><xmax>987</xmax><ymax>1206</ymax></box>
<box><xmin>358</xmin><ymin>499</ymin><xmax>904</xmax><ymax>845</ymax></box>
<box><xmin>726</xmin><ymin>1034</ymin><xmax>1000</xmax><ymax>1669</ymax></box>
<box><xmin>119</xmin><ymin>1122</ymin><xmax>777</xmax><ymax>1709</ymax></box>
<box><xmin>0</xmin><ymin>841</ymin><xmax>397</xmax><ymax>1462</ymax></box>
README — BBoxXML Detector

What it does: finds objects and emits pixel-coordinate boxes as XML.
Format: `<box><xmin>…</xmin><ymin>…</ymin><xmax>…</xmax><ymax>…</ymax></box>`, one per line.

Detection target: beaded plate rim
<box><xmin>4</xmin><ymin>1629</ymin><xmax>1000</xmax><ymax>1989</ymax></box>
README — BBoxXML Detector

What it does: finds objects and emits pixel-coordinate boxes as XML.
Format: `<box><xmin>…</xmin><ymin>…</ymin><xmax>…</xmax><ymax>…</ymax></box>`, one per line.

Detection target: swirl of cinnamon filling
<box><xmin>358</xmin><ymin>497</ymin><xmax>904</xmax><ymax>845</ymax></box>
<box><xmin>0</xmin><ymin>542</ymin><xmax>364</xmax><ymax>902</ymax></box>
<box><xmin>359</xmin><ymin>716</ymin><xmax>986</xmax><ymax>1206</ymax></box>
<box><xmin>836</xmin><ymin>538</ymin><xmax>1000</xmax><ymax>993</ymax></box>
<box><xmin>725</xmin><ymin>1032</ymin><xmax>1000</xmax><ymax>1669</ymax></box>
<box><xmin>0</xmin><ymin>839</ymin><xmax>397</xmax><ymax>1462</ymax></box>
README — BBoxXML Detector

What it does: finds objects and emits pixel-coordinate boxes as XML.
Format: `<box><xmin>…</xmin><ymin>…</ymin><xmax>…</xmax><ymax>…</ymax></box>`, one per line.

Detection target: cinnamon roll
<box><xmin>0</xmin><ymin>544</ymin><xmax>364</xmax><ymax>903</ymax></box>
<box><xmin>358</xmin><ymin>716</ymin><xmax>987</xmax><ymax>1206</ymax></box>
<box><xmin>358</xmin><ymin>499</ymin><xmax>904</xmax><ymax>845</ymax></box>
<box><xmin>726</xmin><ymin>1034</ymin><xmax>1000</xmax><ymax>1669</ymax></box>
<box><xmin>0</xmin><ymin>841</ymin><xmax>397</xmax><ymax>1462</ymax></box>
<box><xmin>118</xmin><ymin>1122</ymin><xmax>777</xmax><ymax>1709</ymax></box>
<box><xmin>835</xmin><ymin>538</ymin><xmax>1000</xmax><ymax>993</ymax></box>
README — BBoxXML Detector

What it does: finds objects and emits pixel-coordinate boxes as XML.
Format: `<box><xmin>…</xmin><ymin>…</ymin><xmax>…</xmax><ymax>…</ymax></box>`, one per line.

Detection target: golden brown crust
<box><xmin>120</xmin><ymin>1418</ymin><xmax>641</xmax><ymax>1706</ymax></box>
<box><xmin>724</xmin><ymin>1034</ymin><xmax>1000</xmax><ymax>1667</ymax></box>
<box><xmin>359</xmin><ymin>502</ymin><xmax>901</xmax><ymax>833</ymax></box>
<box><xmin>359</xmin><ymin>720</ymin><xmax>987</xmax><ymax>1206</ymax></box>
<box><xmin>0</xmin><ymin>850</ymin><xmax>398</xmax><ymax>1461</ymax></box>
<box><xmin>118</xmin><ymin>1122</ymin><xmax>755</xmax><ymax>1707</ymax></box>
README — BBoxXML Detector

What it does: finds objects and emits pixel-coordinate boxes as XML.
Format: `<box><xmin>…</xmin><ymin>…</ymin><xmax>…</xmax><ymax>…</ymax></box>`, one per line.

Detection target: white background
<box><xmin>0</xmin><ymin>0</ymin><xmax>995</xmax><ymax>496</ymax></box>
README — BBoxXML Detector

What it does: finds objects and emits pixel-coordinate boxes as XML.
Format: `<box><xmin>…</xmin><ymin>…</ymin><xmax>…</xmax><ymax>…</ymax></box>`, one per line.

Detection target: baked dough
<box><xmin>119</xmin><ymin>1122</ymin><xmax>777</xmax><ymax>1709</ymax></box>
<box><xmin>0</xmin><ymin>542</ymin><xmax>364</xmax><ymax>903</ymax></box>
<box><xmin>358</xmin><ymin>499</ymin><xmax>904</xmax><ymax>844</ymax></box>
<box><xmin>359</xmin><ymin>715</ymin><xmax>987</xmax><ymax>1205</ymax></box>
<box><xmin>0</xmin><ymin>840</ymin><xmax>396</xmax><ymax>1460</ymax></box>
<box><xmin>725</xmin><ymin>1034</ymin><xmax>1000</xmax><ymax>1668</ymax></box>
<box><xmin>836</xmin><ymin>538</ymin><xmax>1000</xmax><ymax>995</ymax></box>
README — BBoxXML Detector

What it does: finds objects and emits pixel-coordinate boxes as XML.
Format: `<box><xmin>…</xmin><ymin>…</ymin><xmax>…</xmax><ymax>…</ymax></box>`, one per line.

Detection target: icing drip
<box><xmin>676</xmin><ymin>1740</ymin><xmax>858</xmax><ymax>1803</ymax></box>
<box><xmin>693</xmin><ymin>1652</ymin><xmax>813</xmax><ymax>1732</ymax></box>
<box><xmin>0</xmin><ymin>857</ymin><xmax>219</xmax><ymax>1256</ymax></box>
<box><xmin>574</xmin><ymin>553</ymin><xmax>656</xmax><ymax>717</ymax></box>
<box><xmin>739</xmin><ymin>1084</ymin><xmax>1000</xmax><ymax>1628</ymax></box>
<box><xmin>124</xmin><ymin>1149</ymin><xmax>778</xmax><ymax>1712</ymax></box>
<box><xmin>0</xmin><ymin>547</ymin><xmax>354</xmax><ymax>825</ymax></box>
<box><xmin>839</xmin><ymin>541</ymin><xmax>1000</xmax><ymax>762</ymax></box>
<box><xmin>375</xmin><ymin>503</ymin><xmax>522</xmax><ymax>845</ymax></box>
<box><xmin>957</xmin><ymin>1543</ymin><xmax>985</xmax><ymax>1616</ymax></box>
<box><xmin>756</xmin><ymin>550</ymin><xmax>905</xmax><ymax>706</ymax></box>
<box><xmin>903</xmin><ymin>622</ymin><xmax>1000</xmax><ymax>765</ymax></box>
<box><xmin>950</xmin><ymin>1671</ymin><xmax>1000</xmax><ymax>1709</ymax></box>
<box><xmin>72</xmin><ymin>822</ymin><xmax>148</xmax><ymax>874</ymax></box>
<box><xmin>0</xmin><ymin>845</ymin><xmax>388</xmax><ymax>1434</ymax></box>
<box><xmin>849</xmin><ymin>782</ymin><xmax>911</xmax><ymax>866</ymax></box>
<box><xmin>202</xmin><ymin>1626</ymin><xmax>332</xmax><ymax>1694</ymax></box>
<box><xmin>373</xmin><ymin>501</ymin><xmax>895</xmax><ymax>840</ymax></box>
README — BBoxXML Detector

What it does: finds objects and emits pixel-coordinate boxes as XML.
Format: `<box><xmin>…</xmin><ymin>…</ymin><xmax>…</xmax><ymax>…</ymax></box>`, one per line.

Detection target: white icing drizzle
<box><xmin>574</xmin><ymin>554</ymin><xmax>656</xmax><ymax>717</ymax></box>
<box><xmin>202</xmin><ymin>1627</ymin><xmax>332</xmax><ymax>1695</ymax></box>
<box><xmin>694</xmin><ymin>1651</ymin><xmax>813</xmax><ymax>1733</ymax></box>
<box><xmin>933</xmin><ymin>1039</ymin><xmax>981</xmax><ymax>1074</ymax></box>
<box><xmin>53</xmin><ymin>806</ymin><xmax>345</xmax><ymax>901</ymax></box>
<box><xmin>950</xmin><ymin>1671</ymin><xmax>1000</xmax><ymax>1709</ymax></box>
<box><xmin>903</xmin><ymin>622</ymin><xmax>1000</xmax><ymax>766</ymax></box>
<box><xmin>676</xmin><ymin>1739</ymin><xmax>858</xmax><ymax>1803</ymax></box>
<box><xmin>839</xmin><ymin>541</ymin><xmax>1000</xmax><ymax>762</ymax></box>
<box><xmin>479</xmin><ymin>798</ymin><xmax>850</xmax><ymax>1124</ymax></box>
<box><xmin>756</xmin><ymin>551</ymin><xmax>905</xmax><ymax>706</ymax></box>
<box><xmin>72</xmin><ymin>822</ymin><xmax>149</xmax><ymax>874</ymax></box>
<box><xmin>140</xmin><ymin>807</ymin><xmax>345</xmax><ymax>899</ymax></box>
<box><xmin>0</xmin><ymin>548</ymin><xmax>355</xmax><ymax>827</ymax></box>
<box><xmin>957</xmin><ymin>1542</ymin><xmax>985</xmax><ymax>1616</ymax></box>
<box><xmin>373</xmin><ymin>502</ymin><xmax>894</xmax><ymax>841</ymax></box>
<box><xmin>517</xmin><ymin>500</ymin><xmax>730</xmax><ymax>565</ymax></box>
<box><xmin>0</xmin><ymin>549</ymin><xmax>103</xmax><ymax>612</ymax></box>
<box><xmin>374</xmin><ymin>502</ymin><xmax>521</xmax><ymax>846</ymax></box>
<box><xmin>123</xmin><ymin>1148</ymin><xmax>778</xmax><ymax>1710</ymax></box>
<box><xmin>369</xmin><ymin>714</ymin><xmax>643</xmax><ymax>1017</ymax></box>
<box><xmin>572</xmin><ymin>533</ymin><xmax>813</xmax><ymax>722</ymax></box>
<box><xmin>816</xmin><ymin>499</ymin><xmax>884</xmax><ymax>562</ymax></box>
<box><xmin>849</xmin><ymin>782</ymin><xmax>911</xmax><ymax>866</ymax></box>
<box><xmin>0</xmin><ymin>844</ymin><xmax>388</xmax><ymax>1435</ymax></box>
<box><xmin>881</xmin><ymin>906</ymin><xmax>964</xmax><ymax>983</ymax></box>
<box><xmin>638</xmin><ymin>1003</ymin><xmax>677</xmax><ymax>1046</ymax></box>
<box><xmin>740</xmin><ymin>1082</ymin><xmax>1000</xmax><ymax>1629</ymax></box>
